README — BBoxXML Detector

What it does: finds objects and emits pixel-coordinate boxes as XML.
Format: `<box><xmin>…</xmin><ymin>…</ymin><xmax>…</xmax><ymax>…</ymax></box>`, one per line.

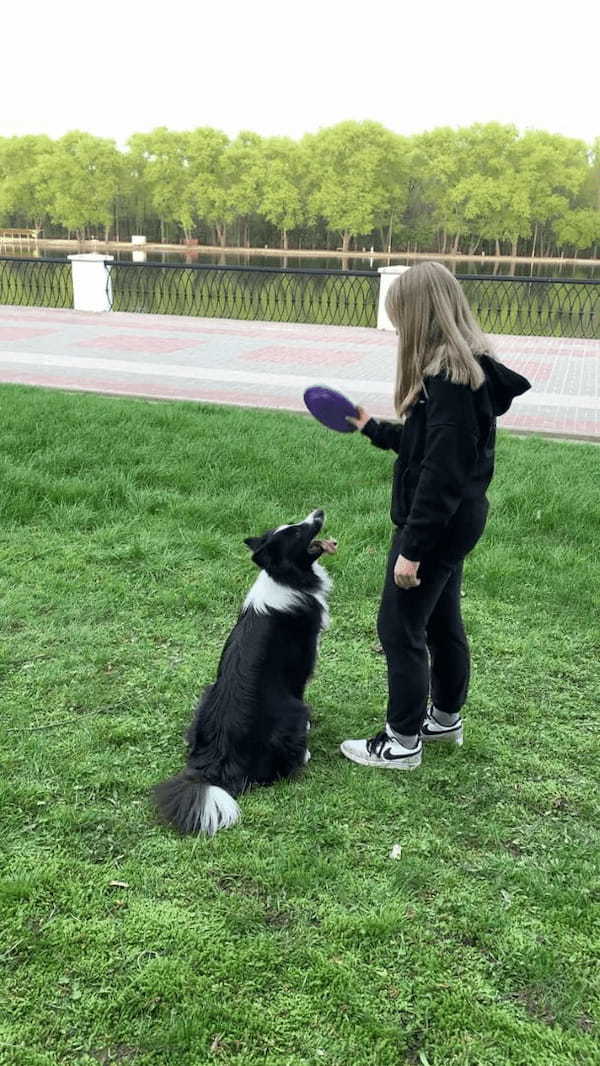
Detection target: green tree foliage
<box><xmin>303</xmin><ymin>121</ymin><xmax>410</xmax><ymax>252</ymax></box>
<box><xmin>38</xmin><ymin>131</ymin><xmax>123</xmax><ymax>239</ymax></box>
<box><xmin>258</xmin><ymin>137</ymin><xmax>307</xmax><ymax>249</ymax></box>
<box><xmin>0</xmin><ymin>122</ymin><xmax>598</xmax><ymax>256</ymax></box>
<box><xmin>127</xmin><ymin>127</ymin><xmax>197</xmax><ymax>241</ymax></box>
<box><xmin>0</xmin><ymin>135</ymin><xmax>56</xmax><ymax>230</ymax></box>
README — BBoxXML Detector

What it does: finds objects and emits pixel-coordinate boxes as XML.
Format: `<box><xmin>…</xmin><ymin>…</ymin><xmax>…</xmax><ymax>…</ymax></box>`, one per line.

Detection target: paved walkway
<box><xmin>0</xmin><ymin>305</ymin><xmax>598</xmax><ymax>439</ymax></box>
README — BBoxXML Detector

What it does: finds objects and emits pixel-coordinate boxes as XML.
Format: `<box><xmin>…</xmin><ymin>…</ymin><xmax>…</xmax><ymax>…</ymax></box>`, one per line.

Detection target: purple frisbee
<box><xmin>303</xmin><ymin>385</ymin><xmax>359</xmax><ymax>433</ymax></box>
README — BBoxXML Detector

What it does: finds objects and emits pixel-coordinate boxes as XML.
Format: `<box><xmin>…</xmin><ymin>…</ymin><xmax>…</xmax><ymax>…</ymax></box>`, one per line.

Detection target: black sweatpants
<box><xmin>377</xmin><ymin>531</ymin><xmax>470</xmax><ymax>736</ymax></box>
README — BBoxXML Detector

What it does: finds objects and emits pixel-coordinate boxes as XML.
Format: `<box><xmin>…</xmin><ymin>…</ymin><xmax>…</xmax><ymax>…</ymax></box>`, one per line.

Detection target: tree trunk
<box><xmin>511</xmin><ymin>238</ymin><xmax>518</xmax><ymax>258</ymax></box>
<box><xmin>452</xmin><ymin>233</ymin><xmax>461</xmax><ymax>254</ymax></box>
<box><xmin>495</xmin><ymin>239</ymin><xmax>501</xmax><ymax>257</ymax></box>
<box><xmin>441</xmin><ymin>229</ymin><xmax>447</xmax><ymax>254</ymax></box>
<box><xmin>160</xmin><ymin>218</ymin><xmax>165</xmax><ymax>244</ymax></box>
<box><xmin>282</xmin><ymin>228</ymin><xmax>288</xmax><ymax>250</ymax></box>
<box><xmin>341</xmin><ymin>231</ymin><xmax>351</xmax><ymax>253</ymax></box>
<box><xmin>387</xmin><ymin>213</ymin><xmax>394</xmax><ymax>254</ymax></box>
<box><xmin>531</xmin><ymin>223</ymin><xmax>538</xmax><ymax>259</ymax></box>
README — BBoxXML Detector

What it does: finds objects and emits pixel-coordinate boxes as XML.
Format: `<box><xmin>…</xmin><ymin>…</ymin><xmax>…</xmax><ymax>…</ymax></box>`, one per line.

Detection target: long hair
<box><xmin>385</xmin><ymin>262</ymin><xmax>493</xmax><ymax>417</ymax></box>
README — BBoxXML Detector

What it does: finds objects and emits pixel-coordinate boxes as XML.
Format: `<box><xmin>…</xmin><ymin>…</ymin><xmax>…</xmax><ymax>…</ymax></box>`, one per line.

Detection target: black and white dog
<box><xmin>153</xmin><ymin>509</ymin><xmax>336</xmax><ymax>836</ymax></box>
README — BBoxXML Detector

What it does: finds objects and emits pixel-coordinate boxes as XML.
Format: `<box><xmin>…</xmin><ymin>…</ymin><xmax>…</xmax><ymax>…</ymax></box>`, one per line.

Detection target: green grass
<box><xmin>1</xmin><ymin>384</ymin><xmax>599</xmax><ymax>1066</ymax></box>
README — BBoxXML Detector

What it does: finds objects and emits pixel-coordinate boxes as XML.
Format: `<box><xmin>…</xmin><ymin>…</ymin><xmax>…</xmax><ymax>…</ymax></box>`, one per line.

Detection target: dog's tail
<box><xmin>153</xmin><ymin>768</ymin><xmax>241</xmax><ymax>837</ymax></box>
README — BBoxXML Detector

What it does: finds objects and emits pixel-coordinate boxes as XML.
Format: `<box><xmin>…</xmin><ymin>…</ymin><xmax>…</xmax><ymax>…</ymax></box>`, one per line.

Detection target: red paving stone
<box><xmin>0</xmin><ymin>305</ymin><xmax>598</xmax><ymax>441</ymax></box>
<box><xmin>242</xmin><ymin>346</ymin><xmax>362</xmax><ymax>366</ymax></box>
<box><xmin>75</xmin><ymin>333</ymin><xmax>202</xmax><ymax>353</ymax></box>
<box><xmin>0</xmin><ymin>325</ymin><xmax>59</xmax><ymax>341</ymax></box>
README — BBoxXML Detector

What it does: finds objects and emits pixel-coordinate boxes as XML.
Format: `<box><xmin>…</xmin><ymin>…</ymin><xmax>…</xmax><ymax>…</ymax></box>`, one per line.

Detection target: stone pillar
<box><xmin>377</xmin><ymin>265</ymin><xmax>410</xmax><ymax>330</ymax></box>
<box><xmin>68</xmin><ymin>253</ymin><xmax>114</xmax><ymax>312</ymax></box>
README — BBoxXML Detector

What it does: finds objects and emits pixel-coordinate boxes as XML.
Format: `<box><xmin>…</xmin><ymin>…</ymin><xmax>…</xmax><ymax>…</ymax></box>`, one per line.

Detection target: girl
<box><xmin>341</xmin><ymin>262</ymin><xmax>531</xmax><ymax>770</ymax></box>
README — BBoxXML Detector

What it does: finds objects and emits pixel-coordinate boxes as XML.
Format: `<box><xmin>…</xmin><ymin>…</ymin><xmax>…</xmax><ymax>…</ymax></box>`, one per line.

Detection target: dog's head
<box><xmin>244</xmin><ymin>509</ymin><xmax>337</xmax><ymax>583</ymax></box>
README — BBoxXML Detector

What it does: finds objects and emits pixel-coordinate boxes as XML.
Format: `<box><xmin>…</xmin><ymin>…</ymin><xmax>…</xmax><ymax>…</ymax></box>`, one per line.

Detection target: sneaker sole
<box><xmin>421</xmin><ymin>729</ymin><xmax>463</xmax><ymax>746</ymax></box>
<box><xmin>339</xmin><ymin>744</ymin><xmax>422</xmax><ymax>770</ymax></box>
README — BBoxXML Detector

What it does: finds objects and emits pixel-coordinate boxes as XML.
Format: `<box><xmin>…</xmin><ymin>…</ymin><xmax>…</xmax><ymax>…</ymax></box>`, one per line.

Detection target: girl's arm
<box><xmin>347</xmin><ymin>407</ymin><xmax>404</xmax><ymax>452</ymax></box>
<box><xmin>397</xmin><ymin>376</ymin><xmax>479</xmax><ymax>561</ymax></box>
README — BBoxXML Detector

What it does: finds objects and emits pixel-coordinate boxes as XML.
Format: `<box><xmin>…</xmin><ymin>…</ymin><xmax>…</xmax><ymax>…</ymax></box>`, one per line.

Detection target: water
<box><xmin>1</xmin><ymin>245</ymin><xmax>598</xmax><ymax>279</ymax></box>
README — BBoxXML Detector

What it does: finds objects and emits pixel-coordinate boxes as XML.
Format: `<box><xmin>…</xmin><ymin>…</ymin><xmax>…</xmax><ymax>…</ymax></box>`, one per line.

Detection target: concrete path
<box><xmin>0</xmin><ymin>306</ymin><xmax>598</xmax><ymax>440</ymax></box>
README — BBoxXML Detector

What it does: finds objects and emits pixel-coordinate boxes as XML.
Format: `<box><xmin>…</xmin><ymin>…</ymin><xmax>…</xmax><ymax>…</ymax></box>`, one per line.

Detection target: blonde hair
<box><xmin>385</xmin><ymin>262</ymin><xmax>492</xmax><ymax>417</ymax></box>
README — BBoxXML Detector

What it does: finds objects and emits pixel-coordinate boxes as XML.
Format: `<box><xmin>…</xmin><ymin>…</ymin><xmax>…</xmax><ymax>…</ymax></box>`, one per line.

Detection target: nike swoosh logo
<box><xmin>383</xmin><ymin>748</ymin><xmax>420</xmax><ymax>760</ymax></box>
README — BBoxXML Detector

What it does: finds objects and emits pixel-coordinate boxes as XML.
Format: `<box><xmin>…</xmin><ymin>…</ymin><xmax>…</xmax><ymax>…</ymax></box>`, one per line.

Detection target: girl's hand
<box><xmin>394</xmin><ymin>554</ymin><xmax>421</xmax><ymax>589</ymax></box>
<box><xmin>346</xmin><ymin>405</ymin><xmax>370</xmax><ymax>431</ymax></box>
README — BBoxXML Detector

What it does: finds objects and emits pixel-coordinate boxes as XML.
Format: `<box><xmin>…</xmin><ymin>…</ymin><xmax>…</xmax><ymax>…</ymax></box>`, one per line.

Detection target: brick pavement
<box><xmin>0</xmin><ymin>306</ymin><xmax>598</xmax><ymax>440</ymax></box>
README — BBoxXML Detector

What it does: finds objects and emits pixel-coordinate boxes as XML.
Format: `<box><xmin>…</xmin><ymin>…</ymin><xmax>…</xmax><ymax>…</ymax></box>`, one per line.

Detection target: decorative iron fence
<box><xmin>107</xmin><ymin>263</ymin><xmax>599</xmax><ymax>338</ymax></box>
<box><xmin>456</xmin><ymin>274</ymin><xmax>599</xmax><ymax>340</ymax></box>
<box><xmin>108</xmin><ymin>263</ymin><xmax>380</xmax><ymax>328</ymax></box>
<box><xmin>0</xmin><ymin>257</ymin><xmax>599</xmax><ymax>338</ymax></box>
<box><xmin>0</xmin><ymin>256</ymin><xmax>72</xmax><ymax>309</ymax></box>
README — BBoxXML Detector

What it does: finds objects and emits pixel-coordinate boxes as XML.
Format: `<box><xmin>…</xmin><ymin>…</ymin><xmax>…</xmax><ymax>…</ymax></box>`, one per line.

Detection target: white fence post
<box><xmin>377</xmin><ymin>265</ymin><xmax>410</xmax><ymax>330</ymax></box>
<box><xmin>68</xmin><ymin>253</ymin><xmax>114</xmax><ymax>312</ymax></box>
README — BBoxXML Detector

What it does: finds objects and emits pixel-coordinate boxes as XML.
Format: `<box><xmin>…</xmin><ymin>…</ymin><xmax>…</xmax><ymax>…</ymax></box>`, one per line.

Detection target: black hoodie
<box><xmin>362</xmin><ymin>354</ymin><xmax>531</xmax><ymax>563</ymax></box>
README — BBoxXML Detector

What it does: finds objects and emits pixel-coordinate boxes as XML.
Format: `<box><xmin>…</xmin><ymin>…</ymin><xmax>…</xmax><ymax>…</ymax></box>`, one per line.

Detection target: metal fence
<box><xmin>0</xmin><ymin>256</ymin><xmax>72</xmax><ymax>309</ymax></box>
<box><xmin>107</xmin><ymin>263</ymin><xmax>600</xmax><ymax>338</ymax></box>
<box><xmin>108</xmin><ymin>262</ymin><xmax>380</xmax><ymax>328</ymax></box>
<box><xmin>457</xmin><ymin>274</ymin><xmax>599</xmax><ymax>340</ymax></box>
<box><xmin>1</xmin><ymin>256</ymin><xmax>599</xmax><ymax>338</ymax></box>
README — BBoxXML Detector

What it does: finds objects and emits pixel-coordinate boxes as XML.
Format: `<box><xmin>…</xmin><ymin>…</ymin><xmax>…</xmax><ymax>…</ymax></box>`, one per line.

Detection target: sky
<box><xmin>2</xmin><ymin>0</ymin><xmax>598</xmax><ymax>148</ymax></box>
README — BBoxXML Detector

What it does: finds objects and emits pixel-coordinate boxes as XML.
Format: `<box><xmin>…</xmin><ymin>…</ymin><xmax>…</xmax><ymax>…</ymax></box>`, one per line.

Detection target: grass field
<box><xmin>1</xmin><ymin>384</ymin><xmax>599</xmax><ymax>1066</ymax></box>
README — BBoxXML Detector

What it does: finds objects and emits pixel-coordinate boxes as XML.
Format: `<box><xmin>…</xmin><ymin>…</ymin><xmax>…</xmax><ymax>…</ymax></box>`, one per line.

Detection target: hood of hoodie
<box><xmin>479</xmin><ymin>353</ymin><xmax>531</xmax><ymax>415</ymax></box>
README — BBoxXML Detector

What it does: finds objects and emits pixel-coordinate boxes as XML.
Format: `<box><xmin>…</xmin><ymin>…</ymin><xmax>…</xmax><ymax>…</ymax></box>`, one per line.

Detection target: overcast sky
<box><xmin>2</xmin><ymin>0</ymin><xmax>598</xmax><ymax>148</ymax></box>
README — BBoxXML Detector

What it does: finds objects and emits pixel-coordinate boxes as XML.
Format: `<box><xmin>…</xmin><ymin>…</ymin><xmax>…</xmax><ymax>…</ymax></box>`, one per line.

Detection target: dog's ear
<box><xmin>244</xmin><ymin>536</ymin><xmax>263</xmax><ymax>551</ymax></box>
<box><xmin>244</xmin><ymin>535</ymin><xmax>271</xmax><ymax>569</ymax></box>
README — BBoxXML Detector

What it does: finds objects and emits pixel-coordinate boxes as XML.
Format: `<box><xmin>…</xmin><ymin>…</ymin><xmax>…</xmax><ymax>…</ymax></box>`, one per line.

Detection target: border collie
<box><xmin>153</xmin><ymin>509</ymin><xmax>336</xmax><ymax>836</ymax></box>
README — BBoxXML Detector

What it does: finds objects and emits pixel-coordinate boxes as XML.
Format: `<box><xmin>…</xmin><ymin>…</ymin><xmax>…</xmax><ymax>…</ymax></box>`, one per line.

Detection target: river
<box><xmin>0</xmin><ymin>245</ymin><xmax>598</xmax><ymax>279</ymax></box>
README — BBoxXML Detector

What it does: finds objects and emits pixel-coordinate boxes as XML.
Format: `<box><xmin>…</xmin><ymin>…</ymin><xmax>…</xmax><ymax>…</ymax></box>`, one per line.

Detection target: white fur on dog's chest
<box><xmin>243</xmin><ymin>565</ymin><xmax>331</xmax><ymax>628</ymax></box>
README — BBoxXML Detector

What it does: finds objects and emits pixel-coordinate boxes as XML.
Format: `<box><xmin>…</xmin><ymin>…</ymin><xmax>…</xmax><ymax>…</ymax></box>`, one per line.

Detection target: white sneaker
<box><xmin>420</xmin><ymin>707</ymin><xmax>464</xmax><ymax>746</ymax></box>
<box><xmin>340</xmin><ymin>726</ymin><xmax>422</xmax><ymax>770</ymax></box>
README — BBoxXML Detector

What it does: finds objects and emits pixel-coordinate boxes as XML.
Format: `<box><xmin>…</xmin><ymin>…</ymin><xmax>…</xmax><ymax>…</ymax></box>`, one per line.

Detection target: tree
<box><xmin>303</xmin><ymin>121</ymin><xmax>408</xmax><ymax>252</ymax></box>
<box><xmin>42</xmin><ymin>131</ymin><xmax>122</xmax><ymax>239</ymax></box>
<box><xmin>553</xmin><ymin>208</ymin><xmax>600</xmax><ymax>255</ymax></box>
<box><xmin>187</xmin><ymin>127</ymin><xmax>231</xmax><ymax>247</ymax></box>
<box><xmin>127</xmin><ymin>128</ymin><xmax>196</xmax><ymax>242</ymax></box>
<box><xmin>447</xmin><ymin>125</ymin><xmax>531</xmax><ymax>255</ymax></box>
<box><xmin>0</xmin><ymin>135</ymin><xmax>56</xmax><ymax>230</ymax></box>
<box><xmin>409</xmin><ymin>127</ymin><xmax>464</xmax><ymax>252</ymax></box>
<box><xmin>258</xmin><ymin>137</ymin><xmax>307</xmax><ymax>249</ymax></box>
<box><xmin>224</xmin><ymin>132</ymin><xmax>264</xmax><ymax>246</ymax></box>
<box><xmin>517</xmin><ymin>131</ymin><xmax>589</xmax><ymax>257</ymax></box>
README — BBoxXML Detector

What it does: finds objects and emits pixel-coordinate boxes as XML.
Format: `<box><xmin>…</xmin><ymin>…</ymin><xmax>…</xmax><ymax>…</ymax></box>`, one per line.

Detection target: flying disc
<box><xmin>303</xmin><ymin>385</ymin><xmax>359</xmax><ymax>433</ymax></box>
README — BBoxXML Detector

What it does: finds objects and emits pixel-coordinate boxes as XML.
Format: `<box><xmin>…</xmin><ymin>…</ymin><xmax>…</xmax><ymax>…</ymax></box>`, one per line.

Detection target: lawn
<box><xmin>1</xmin><ymin>384</ymin><xmax>599</xmax><ymax>1066</ymax></box>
